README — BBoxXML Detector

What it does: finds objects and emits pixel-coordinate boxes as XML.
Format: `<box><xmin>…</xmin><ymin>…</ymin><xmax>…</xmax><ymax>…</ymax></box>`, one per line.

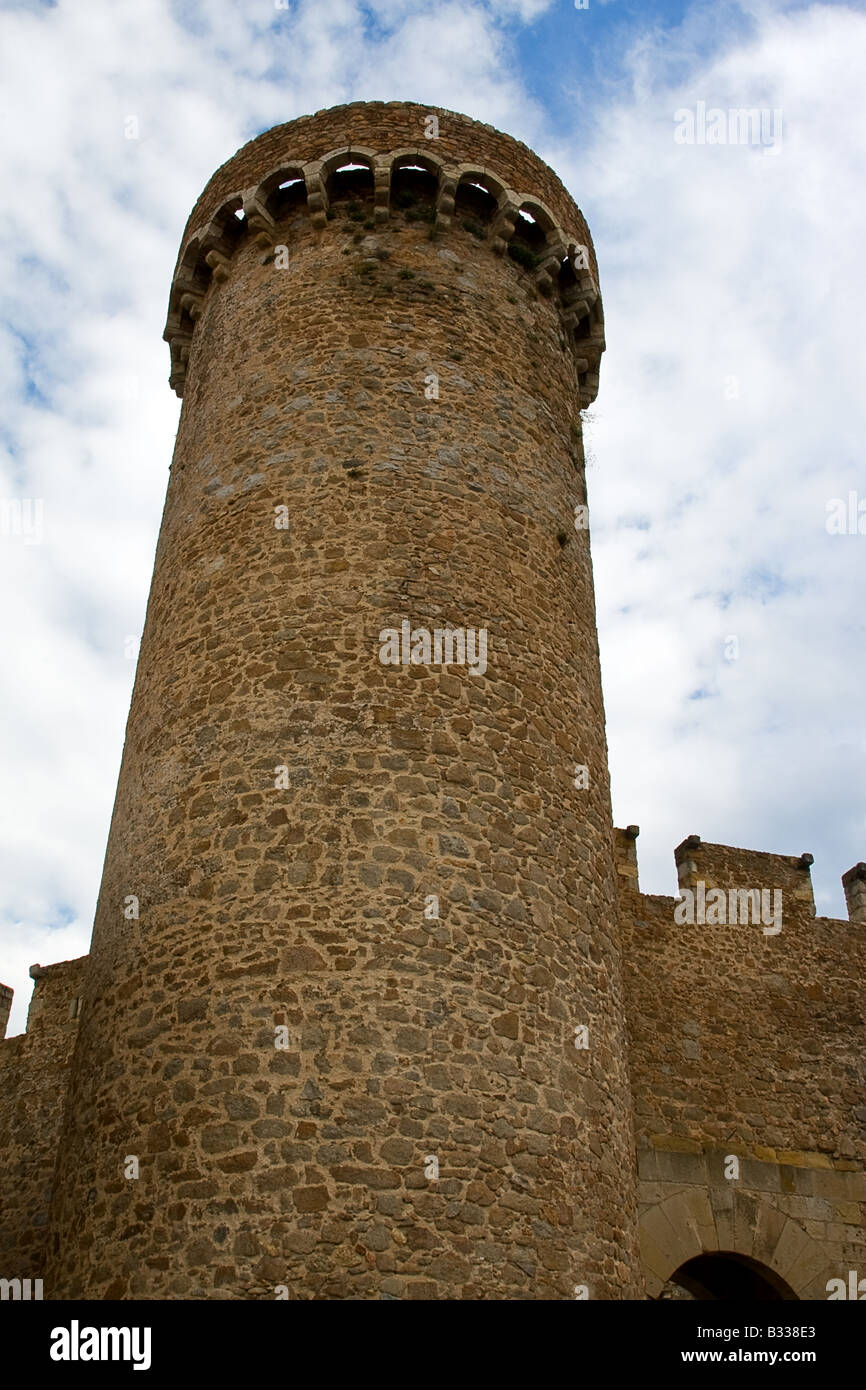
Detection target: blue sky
<box><xmin>0</xmin><ymin>0</ymin><xmax>864</xmax><ymax>1034</ymax></box>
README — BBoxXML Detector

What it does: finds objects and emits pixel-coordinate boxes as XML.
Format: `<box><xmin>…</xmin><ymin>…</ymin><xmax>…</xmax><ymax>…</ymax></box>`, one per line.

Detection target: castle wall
<box><xmin>0</xmin><ymin>958</ymin><xmax>88</xmax><ymax>1282</ymax></box>
<box><xmin>614</xmin><ymin>829</ymin><xmax>866</xmax><ymax>1298</ymax></box>
<box><xmin>45</xmin><ymin>106</ymin><xmax>642</xmax><ymax>1300</ymax></box>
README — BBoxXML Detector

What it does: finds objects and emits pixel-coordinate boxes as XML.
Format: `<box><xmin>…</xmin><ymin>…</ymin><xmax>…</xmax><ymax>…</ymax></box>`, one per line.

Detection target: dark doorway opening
<box><xmin>668</xmin><ymin>1252</ymin><xmax>798</xmax><ymax>1300</ymax></box>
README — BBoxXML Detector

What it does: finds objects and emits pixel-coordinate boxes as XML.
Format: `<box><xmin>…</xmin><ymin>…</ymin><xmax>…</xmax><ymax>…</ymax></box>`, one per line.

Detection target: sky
<box><xmin>0</xmin><ymin>0</ymin><xmax>864</xmax><ymax>1035</ymax></box>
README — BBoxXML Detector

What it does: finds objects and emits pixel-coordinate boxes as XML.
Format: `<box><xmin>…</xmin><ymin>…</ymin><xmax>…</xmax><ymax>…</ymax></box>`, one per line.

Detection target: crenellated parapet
<box><xmin>0</xmin><ymin>956</ymin><xmax>89</xmax><ymax>1281</ymax></box>
<box><xmin>0</xmin><ymin>981</ymin><xmax>12</xmax><ymax>1040</ymax></box>
<box><xmin>842</xmin><ymin>861</ymin><xmax>866</xmax><ymax>922</ymax></box>
<box><xmin>163</xmin><ymin>103</ymin><xmax>604</xmax><ymax>403</ymax></box>
<box><xmin>612</xmin><ymin>826</ymin><xmax>865</xmax><ymax>923</ymax></box>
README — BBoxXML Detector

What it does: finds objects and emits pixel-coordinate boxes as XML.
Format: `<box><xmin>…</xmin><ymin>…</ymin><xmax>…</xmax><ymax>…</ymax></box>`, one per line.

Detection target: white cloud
<box><xmin>556</xmin><ymin>3</ymin><xmax>866</xmax><ymax>909</ymax></box>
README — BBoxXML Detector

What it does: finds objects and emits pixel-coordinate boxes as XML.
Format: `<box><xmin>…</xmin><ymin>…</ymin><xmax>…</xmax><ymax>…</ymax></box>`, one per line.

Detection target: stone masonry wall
<box><xmin>614</xmin><ymin>829</ymin><xmax>866</xmax><ymax>1298</ymax></box>
<box><xmin>44</xmin><ymin>105</ymin><xmax>642</xmax><ymax>1301</ymax></box>
<box><xmin>0</xmin><ymin>957</ymin><xmax>89</xmax><ymax>1282</ymax></box>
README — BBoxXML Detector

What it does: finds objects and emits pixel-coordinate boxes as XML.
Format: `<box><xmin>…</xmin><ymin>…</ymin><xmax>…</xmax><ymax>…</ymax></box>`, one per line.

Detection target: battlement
<box><xmin>614</xmin><ymin>826</ymin><xmax>865</xmax><ymax>1155</ymax></box>
<box><xmin>613</xmin><ymin>826</ymin><xmax>863</xmax><ymax>923</ymax></box>
<box><xmin>164</xmin><ymin>101</ymin><xmax>603</xmax><ymax>402</ymax></box>
<box><xmin>0</xmin><ymin>982</ymin><xmax>12</xmax><ymax>1040</ymax></box>
<box><xmin>842</xmin><ymin>862</ymin><xmax>866</xmax><ymax>922</ymax></box>
<box><xmin>0</xmin><ymin>956</ymin><xmax>89</xmax><ymax>1279</ymax></box>
<box><xmin>180</xmin><ymin>101</ymin><xmax>596</xmax><ymax>266</ymax></box>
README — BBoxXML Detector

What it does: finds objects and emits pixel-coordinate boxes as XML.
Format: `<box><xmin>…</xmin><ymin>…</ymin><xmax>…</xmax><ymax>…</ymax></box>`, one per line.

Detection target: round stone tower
<box><xmin>47</xmin><ymin>101</ymin><xmax>642</xmax><ymax>1299</ymax></box>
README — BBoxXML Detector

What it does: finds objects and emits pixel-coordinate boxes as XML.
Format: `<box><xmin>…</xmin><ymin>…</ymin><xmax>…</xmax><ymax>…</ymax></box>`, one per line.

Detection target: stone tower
<box><xmin>45</xmin><ymin>101</ymin><xmax>643</xmax><ymax>1299</ymax></box>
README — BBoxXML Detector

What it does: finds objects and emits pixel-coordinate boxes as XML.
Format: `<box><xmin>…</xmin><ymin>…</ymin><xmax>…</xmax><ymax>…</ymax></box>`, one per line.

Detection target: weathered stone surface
<box><xmin>0</xmin><ymin>959</ymin><xmax>88</xmax><ymax>1280</ymax></box>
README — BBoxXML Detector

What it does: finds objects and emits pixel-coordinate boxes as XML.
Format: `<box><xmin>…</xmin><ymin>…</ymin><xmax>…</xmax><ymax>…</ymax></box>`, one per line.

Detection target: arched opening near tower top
<box><xmin>666</xmin><ymin>1252</ymin><xmax>799</xmax><ymax>1300</ymax></box>
<box><xmin>454</xmin><ymin>175</ymin><xmax>498</xmax><ymax>225</ymax></box>
<box><xmin>391</xmin><ymin>160</ymin><xmax>438</xmax><ymax>217</ymax></box>
<box><xmin>511</xmin><ymin>203</ymin><xmax>550</xmax><ymax>255</ymax></box>
<box><xmin>212</xmin><ymin>195</ymin><xmax>248</xmax><ymax>249</ymax></box>
<box><xmin>259</xmin><ymin>168</ymin><xmax>308</xmax><ymax>223</ymax></box>
<box><xmin>328</xmin><ymin>160</ymin><xmax>374</xmax><ymax>206</ymax></box>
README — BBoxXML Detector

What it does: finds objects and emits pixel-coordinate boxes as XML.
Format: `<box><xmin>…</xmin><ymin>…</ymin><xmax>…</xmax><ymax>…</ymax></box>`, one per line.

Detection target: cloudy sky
<box><xmin>1</xmin><ymin>0</ymin><xmax>863</xmax><ymax>1035</ymax></box>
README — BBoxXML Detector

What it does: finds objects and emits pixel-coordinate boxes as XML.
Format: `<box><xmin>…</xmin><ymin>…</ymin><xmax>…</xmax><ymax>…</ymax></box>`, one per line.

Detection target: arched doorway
<box><xmin>639</xmin><ymin>1183</ymin><xmax>831</xmax><ymax>1298</ymax></box>
<box><xmin>663</xmin><ymin>1252</ymin><xmax>799</xmax><ymax>1300</ymax></box>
